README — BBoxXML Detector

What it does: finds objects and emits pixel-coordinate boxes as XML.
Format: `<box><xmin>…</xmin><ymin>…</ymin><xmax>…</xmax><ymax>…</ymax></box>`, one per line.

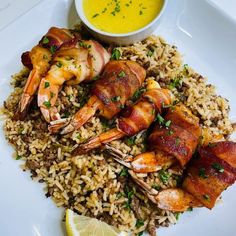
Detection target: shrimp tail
<box><xmin>59</xmin><ymin>95</ymin><xmax>102</xmax><ymax>134</ymax></box>
<box><xmin>73</xmin><ymin>128</ymin><xmax>125</xmax><ymax>155</ymax></box>
<box><xmin>48</xmin><ymin>118</ymin><xmax>71</xmax><ymax>133</ymax></box>
<box><xmin>40</xmin><ymin>106</ymin><xmax>61</xmax><ymax>123</ymax></box>
<box><xmin>13</xmin><ymin>94</ymin><xmax>33</xmax><ymax>120</ymax></box>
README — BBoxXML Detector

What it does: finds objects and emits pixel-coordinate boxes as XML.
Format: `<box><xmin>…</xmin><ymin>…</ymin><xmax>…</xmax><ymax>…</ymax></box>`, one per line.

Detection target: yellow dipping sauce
<box><xmin>83</xmin><ymin>0</ymin><xmax>164</xmax><ymax>34</ymax></box>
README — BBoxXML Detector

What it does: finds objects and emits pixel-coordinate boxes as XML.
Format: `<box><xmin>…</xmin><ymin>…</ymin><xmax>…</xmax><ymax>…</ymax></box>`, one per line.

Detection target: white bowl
<box><xmin>75</xmin><ymin>0</ymin><xmax>168</xmax><ymax>45</ymax></box>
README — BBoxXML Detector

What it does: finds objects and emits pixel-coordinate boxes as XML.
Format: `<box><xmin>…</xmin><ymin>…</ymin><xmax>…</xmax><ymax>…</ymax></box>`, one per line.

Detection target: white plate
<box><xmin>0</xmin><ymin>0</ymin><xmax>235</xmax><ymax>236</ymax></box>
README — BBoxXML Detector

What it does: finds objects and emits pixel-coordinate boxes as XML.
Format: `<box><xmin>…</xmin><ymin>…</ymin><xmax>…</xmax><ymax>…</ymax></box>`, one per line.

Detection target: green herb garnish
<box><xmin>111</xmin><ymin>96</ymin><xmax>121</xmax><ymax>102</ymax></box>
<box><xmin>159</xmin><ymin>169</ymin><xmax>171</xmax><ymax>184</ymax></box>
<box><xmin>118</xmin><ymin>71</ymin><xmax>126</xmax><ymax>78</ymax></box>
<box><xmin>199</xmin><ymin>167</ymin><xmax>207</xmax><ymax>179</ymax></box>
<box><xmin>44</xmin><ymin>81</ymin><xmax>50</xmax><ymax>88</ymax></box>
<box><xmin>43</xmin><ymin>101</ymin><xmax>51</xmax><ymax>108</ymax></box>
<box><xmin>152</xmin><ymin>184</ymin><xmax>161</xmax><ymax>191</ymax></box>
<box><xmin>212</xmin><ymin>163</ymin><xmax>224</xmax><ymax>173</ymax></box>
<box><xmin>168</xmin><ymin>77</ymin><xmax>183</xmax><ymax>90</ymax></box>
<box><xmin>147</xmin><ymin>49</ymin><xmax>154</xmax><ymax>57</ymax></box>
<box><xmin>136</xmin><ymin>219</ymin><xmax>144</xmax><ymax>228</ymax></box>
<box><xmin>203</xmin><ymin>194</ymin><xmax>210</xmax><ymax>201</ymax></box>
<box><xmin>56</xmin><ymin>61</ymin><xmax>63</xmax><ymax>68</ymax></box>
<box><xmin>175</xmin><ymin>137</ymin><xmax>180</xmax><ymax>146</ymax></box>
<box><xmin>50</xmin><ymin>45</ymin><xmax>57</xmax><ymax>54</ymax></box>
<box><xmin>92</xmin><ymin>13</ymin><xmax>99</xmax><ymax>18</ymax></box>
<box><xmin>16</xmin><ymin>154</ymin><xmax>22</xmax><ymax>160</ymax></box>
<box><xmin>126</xmin><ymin>136</ymin><xmax>136</xmax><ymax>146</ymax></box>
<box><xmin>175</xmin><ymin>212</ymin><xmax>181</xmax><ymax>220</ymax></box>
<box><xmin>155</xmin><ymin>114</ymin><xmax>165</xmax><ymax>124</ymax></box>
<box><xmin>132</xmin><ymin>88</ymin><xmax>146</xmax><ymax>101</ymax></box>
<box><xmin>42</xmin><ymin>37</ymin><xmax>49</xmax><ymax>44</ymax></box>
<box><xmin>111</xmin><ymin>48</ymin><xmax>121</xmax><ymax>60</ymax></box>
<box><xmin>120</xmin><ymin>167</ymin><xmax>129</xmax><ymax>177</ymax></box>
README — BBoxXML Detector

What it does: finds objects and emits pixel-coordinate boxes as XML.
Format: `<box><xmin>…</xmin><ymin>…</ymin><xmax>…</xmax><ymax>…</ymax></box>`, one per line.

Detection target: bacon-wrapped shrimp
<box><xmin>107</xmin><ymin>104</ymin><xmax>201</xmax><ymax>173</ymax></box>
<box><xmin>49</xmin><ymin>60</ymin><xmax>146</xmax><ymax>133</ymax></box>
<box><xmin>37</xmin><ymin>40</ymin><xmax>110</xmax><ymax>123</ymax></box>
<box><xmin>183</xmin><ymin>141</ymin><xmax>236</xmax><ymax>209</ymax></box>
<box><xmin>72</xmin><ymin>80</ymin><xmax>172</xmax><ymax>155</ymax></box>
<box><xmin>14</xmin><ymin>27</ymin><xmax>76</xmax><ymax>120</ymax></box>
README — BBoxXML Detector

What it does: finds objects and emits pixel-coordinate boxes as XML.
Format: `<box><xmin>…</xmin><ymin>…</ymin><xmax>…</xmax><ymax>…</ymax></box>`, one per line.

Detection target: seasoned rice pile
<box><xmin>2</xmin><ymin>35</ymin><xmax>233</xmax><ymax>235</ymax></box>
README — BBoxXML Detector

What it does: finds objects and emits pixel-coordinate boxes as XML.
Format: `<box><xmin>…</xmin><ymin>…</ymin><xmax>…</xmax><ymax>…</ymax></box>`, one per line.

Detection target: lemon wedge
<box><xmin>65</xmin><ymin>209</ymin><xmax>128</xmax><ymax>236</ymax></box>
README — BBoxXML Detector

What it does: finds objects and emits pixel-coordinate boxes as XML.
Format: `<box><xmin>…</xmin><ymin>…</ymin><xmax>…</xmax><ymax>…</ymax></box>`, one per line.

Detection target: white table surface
<box><xmin>211</xmin><ymin>0</ymin><xmax>236</xmax><ymax>20</ymax></box>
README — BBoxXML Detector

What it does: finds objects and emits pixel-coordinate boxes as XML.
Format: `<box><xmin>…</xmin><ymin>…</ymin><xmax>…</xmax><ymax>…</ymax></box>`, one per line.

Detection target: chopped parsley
<box><xmin>159</xmin><ymin>169</ymin><xmax>171</xmax><ymax>185</ymax></box>
<box><xmin>175</xmin><ymin>212</ymin><xmax>181</xmax><ymax>221</ymax></box>
<box><xmin>50</xmin><ymin>45</ymin><xmax>57</xmax><ymax>54</ymax></box>
<box><xmin>208</xmin><ymin>143</ymin><xmax>217</xmax><ymax>147</ymax></box>
<box><xmin>92</xmin><ymin>76</ymin><xmax>99</xmax><ymax>81</ymax></box>
<box><xmin>43</xmin><ymin>101</ymin><xmax>51</xmax><ymax>108</ymax></box>
<box><xmin>132</xmin><ymin>88</ymin><xmax>146</xmax><ymax>101</ymax></box>
<box><xmin>42</xmin><ymin>36</ymin><xmax>49</xmax><ymax>44</ymax></box>
<box><xmin>125</xmin><ymin>136</ymin><xmax>136</xmax><ymax>146</ymax></box>
<box><xmin>50</xmin><ymin>92</ymin><xmax>54</xmax><ymax>98</ymax></box>
<box><xmin>156</xmin><ymin>114</ymin><xmax>165</xmax><ymax>124</ymax></box>
<box><xmin>44</xmin><ymin>81</ymin><xmax>50</xmax><ymax>88</ymax></box>
<box><xmin>147</xmin><ymin>49</ymin><xmax>154</xmax><ymax>57</ymax></box>
<box><xmin>118</xmin><ymin>71</ymin><xmax>126</xmax><ymax>78</ymax></box>
<box><xmin>137</xmin><ymin>232</ymin><xmax>143</xmax><ymax>236</ymax></box>
<box><xmin>16</xmin><ymin>154</ymin><xmax>22</xmax><ymax>160</ymax></box>
<box><xmin>119</xmin><ymin>167</ymin><xmax>129</xmax><ymax>177</ymax></box>
<box><xmin>139</xmin><ymin>10</ymin><xmax>143</xmax><ymax>15</ymax></box>
<box><xmin>111</xmin><ymin>48</ymin><xmax>121</xmax><ymax>60</ymax></box>
<box><xmin>168</xmin><ymin>129</ymin><xmax>174</xmax><ymax>136</ymax></box>
<box><xmin>111</xmin><ymin>96</ymin><xmax>121</xmax><ymax>102</ymax></box>
<box><xmin>56</xmin><ymin>61</ymin><xmax>63</xmax><ymax>68</ymax></box>
<box><xmin>199</xmin><ymin>167</ymin><xmax>207</xmax><ymax>179</ymax></box>
<box><xmin>211</xmin><ymin>163</ymin><xmax>224</xmax><ymax>173</ymax></box>
<box><xmin>155</xmin><ymin>114</ymin><xmax>171</xmax><ymax>128</ymax></box>
<box><xmin>92</xmin><ymin>13</ymin><xmax>99</xmax><ymax>18</ymax></box>
<box><xmin>203</xmin><ymin>194</ymin><xmax>210</xmax><ymax>201</ymax></box>
<box><xmin>79</xmin><ymin>41</ymin><xmax>91</xmax><ymax>49</ymax></box>
<box><xmin>187</xmin><ymin>207</ymin><xmax>193</xmax><ymax>212</ymax></box>
<box><xmin>119</xmin><ymin>104</ymin><xmax>125</xmax><ymax>109</ymax></box>
<box><xmin>136</xmin><ymin>219</ymin><xmax>144</xmax><ymax>228</ymax></box>
<box><xmin>123</xmin><ymin>186</ymin><xmax>135</xmax><ymax>211</ymax></box>
<box><xmin>168</xmin><ymin>77</ymin><xmax>183</xmax><ymax>90</ymax></box>
<box><xmin>175</xmin><ymin>137</ymin><xmax>180</xmax><ymax>146</ymax></box>
<box><xmin>165</xmin><ymin>120</ymin><xmax>171</xmax><ymax>128</ymax></box>
<box><xmin>151</xmin><ymin>184</ymin><xmax>161</xmax><ymax>191</ymax></box>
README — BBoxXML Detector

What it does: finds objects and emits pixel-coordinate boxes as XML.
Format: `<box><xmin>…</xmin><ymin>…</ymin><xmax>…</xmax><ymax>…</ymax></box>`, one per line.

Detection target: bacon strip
<box><xmin>118</xmin><ymin>88</ymin><xmax>172</xmax><ymax>136</ymax></box>
<box><xmin>165</xmin><ymin>104</ymin><xmax>201</xmax><ymax>139</ymax></box>
<box><xmin>148</xmin><ymin>123</ymin><xmax>198</xmax><ymax>167</ymax></box>
<box><xmin>148</xmin><ymin>104</ymin><xmax>201</xmax><ymax>167</ymax></box>
<box><xmin>92</xmin><ymin>60</ymin><xmax>146</xmax><ymax>119</ymax></box>
<box><xmin>21</xmin><ymin>27</ymin><xmax>77</xmax><ymax>69</ymax></box>
<box><xmin>183</xmin><ymin>141</ymin><xmax>236</xmax><ymax>209</ymax></box>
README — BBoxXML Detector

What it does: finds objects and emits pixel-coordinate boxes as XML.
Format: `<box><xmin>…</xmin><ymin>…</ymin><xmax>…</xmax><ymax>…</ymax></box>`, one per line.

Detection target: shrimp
<box><xmin>37</xmin><ymin>40</ymin><xmax>110</xmax><ymax>122</ymax></box>
<box><xmin>14</xmin><ymin>27</ymin><xmax>76</xmax><ymax>120</ymax></box>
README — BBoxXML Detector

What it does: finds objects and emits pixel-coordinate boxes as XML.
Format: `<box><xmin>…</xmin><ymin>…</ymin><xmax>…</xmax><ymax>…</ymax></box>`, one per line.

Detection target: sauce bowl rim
<box><xmin>75</xmin><ymin>0</ymin><xmax>168</xmax><ymax>37</ymax></box>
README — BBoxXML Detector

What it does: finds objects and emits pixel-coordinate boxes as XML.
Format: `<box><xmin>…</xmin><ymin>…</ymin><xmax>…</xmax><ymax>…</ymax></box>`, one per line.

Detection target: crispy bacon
<box><xmin>92</xmin><ymin>60</ymin><xmax>146</xmax><ymax>119</ymax></box>
<box><xmin>118</xmin><ymin>88</ymin><xmax>172</xmax><ymax>136</ymax></box>
<box><xmin>183</xmin><ymin>141</ymin><xmax>236</xmax><ymax>209</ymax></box>
<box><xmin>39</xmin><ymin>27</ymin><xmax>77</xmax><ymax>49</ymax></box>
<box><xmin>148</xmin><ymin>123</ymin><xmax>198</xmax><ymax>167</ymax></box>
<box><xmin>165</xmin><ymin>104</ymin><xmax>201</xmax><ymax>139</ymax></box>
<box><xmin>148</xmin><ymin>105</ymin><xmax>201</xmax><ymax>167</ymax></box>
<box><xmin>21</xmin><ymin>27</ymin><xmax>77</xmax><ymax>69</ymax></box>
